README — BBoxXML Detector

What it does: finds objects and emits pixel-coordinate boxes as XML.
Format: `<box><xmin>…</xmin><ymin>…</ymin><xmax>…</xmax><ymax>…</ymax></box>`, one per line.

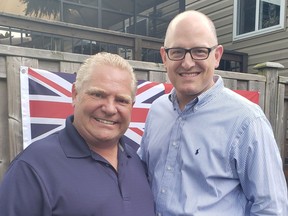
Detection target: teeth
<box><xmin>181</xmin><ymin>73</ymin><xmax>198</xmax><ymax>77</ymax></box>
<box><xmin>96</xmin><ymin>118</ymin><xmax>115</xmax><ymax>125</ymax></box>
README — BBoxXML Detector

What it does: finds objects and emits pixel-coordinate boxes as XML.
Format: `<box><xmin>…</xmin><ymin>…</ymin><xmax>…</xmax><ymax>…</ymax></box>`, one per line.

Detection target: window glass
<box><xmin>259</xmin><ymin>0</ymin><xmax>280</xmax><ymax>29</ymax></box>
<box><xmin>238</xmin><ymin>0</ymin><xmax>256</xmax><ymax>34</ymax></box>
<box><xmin>234</xmin><ymin>0</ymin><xmax>284</xmax><ymax>40</ymax></box>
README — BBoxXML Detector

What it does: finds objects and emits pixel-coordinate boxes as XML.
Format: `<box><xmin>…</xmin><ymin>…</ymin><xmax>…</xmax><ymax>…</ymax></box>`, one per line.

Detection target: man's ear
<box><xmin>160</xmin><ymin>46</ymin><xmax>167</xmax><ymax>65</ymax></box>
<box><xmin>71</xmin><ymin>83</ymin><xmax>77</xmax><ymax>107</ymax></box>
<box><xmin>214</xmin><ymin>45</ymin><xmax>224</xmax><ymax>69</ymax></box>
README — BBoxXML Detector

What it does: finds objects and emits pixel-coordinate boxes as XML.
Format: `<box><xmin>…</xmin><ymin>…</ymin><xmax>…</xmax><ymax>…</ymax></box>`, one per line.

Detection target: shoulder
<box><xmin>13</xmin><ymin>131</ymin><xmax>62</xmax><ymax>167</ymax></box>
<box><xmin>221</xmin><ymin>88</ymin><xmax>264</xmax><ymax>117</ymax></box>
<box><xmin>148</xmin><ymin>93</ymin><xmax>172</xmax><ymax>115</ymax></box>
<box><xmin>151</xmin><ymin>93</ymin><xmax>170</xmax><ymax>106</ymax></box>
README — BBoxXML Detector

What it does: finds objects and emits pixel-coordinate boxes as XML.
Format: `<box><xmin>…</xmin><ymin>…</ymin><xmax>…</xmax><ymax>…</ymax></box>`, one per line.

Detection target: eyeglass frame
<box><xmin>164</xmin><ymin>45</ymin><xmax>218</xmax><ymax>61</ymax></box>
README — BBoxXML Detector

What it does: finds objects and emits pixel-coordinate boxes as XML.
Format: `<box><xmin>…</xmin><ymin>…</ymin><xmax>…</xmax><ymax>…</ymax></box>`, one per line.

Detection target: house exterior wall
<box><xmin>185</xmin><ymin>0</ymin><xmax>288</xmax><ymax>75</ymax></box>
<box><xmin>3</xmin><ymin>0</ymin><xmax>284</xmax><ymax>74</ymax></box>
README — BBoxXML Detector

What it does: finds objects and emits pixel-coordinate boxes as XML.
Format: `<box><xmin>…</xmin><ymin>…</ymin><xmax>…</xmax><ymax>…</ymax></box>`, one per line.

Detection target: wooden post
<box><xmin>253</xmin><ymin>62</ymin><xmax>284</xmax><ymax>133</ymax></box>
<box><xmin>6</xmin><ymin>56</ymin><xmax>38</xmax><ymax>161</ymax></box>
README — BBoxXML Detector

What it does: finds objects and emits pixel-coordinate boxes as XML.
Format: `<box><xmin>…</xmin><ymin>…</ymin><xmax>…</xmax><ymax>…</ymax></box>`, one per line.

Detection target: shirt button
<box><xmin>157</xmin><ymin>213</ymin><xmax>162</xmax><ymax>216</ymax></box>
<box><xmin>161</xmin><ymin>189</ymin><xmax>166</xmax><ymax>193</ymax></box>
<box><xmin>172</xmin><ymin>142</ymin><xmax>178</xmax><ymax>148</ymax></box>
<box><xmin>167</xmin><ymin>166</ymin><xmax>172</xmax><ymax>171</ymax></box>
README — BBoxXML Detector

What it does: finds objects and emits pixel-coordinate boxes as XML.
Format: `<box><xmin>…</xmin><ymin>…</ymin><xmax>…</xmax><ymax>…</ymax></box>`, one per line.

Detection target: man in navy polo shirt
<box><xmin>0</xmin><ymin>52</ymin><xmax>155</xmax><ymax>216</ymax></box>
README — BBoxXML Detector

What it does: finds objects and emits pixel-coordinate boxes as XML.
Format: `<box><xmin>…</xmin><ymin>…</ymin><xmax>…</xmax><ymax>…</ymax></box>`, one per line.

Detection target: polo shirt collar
<box><xmin>59</xmin><ymin>115</ymin><xmax>132</xmax><ymax>159</ymax></box>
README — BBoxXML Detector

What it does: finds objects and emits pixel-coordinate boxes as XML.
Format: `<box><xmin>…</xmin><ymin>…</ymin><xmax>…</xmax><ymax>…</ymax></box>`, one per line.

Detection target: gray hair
<box><xmin>74</xmin><ymin>52</ymin><xmax>137</xmax><ymax>101</ymax></box>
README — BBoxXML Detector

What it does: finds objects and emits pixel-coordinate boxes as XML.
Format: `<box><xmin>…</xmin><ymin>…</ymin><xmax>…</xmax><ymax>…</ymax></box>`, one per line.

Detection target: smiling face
<box><xmin>160</xmin><ymin>11</ymin><xmax>223</xmax><ymax>109</ymax></box>
<box><xmin>72</xmin><ymin>64</ymin><xmax>134</xmax><ymax>148</ymax></box>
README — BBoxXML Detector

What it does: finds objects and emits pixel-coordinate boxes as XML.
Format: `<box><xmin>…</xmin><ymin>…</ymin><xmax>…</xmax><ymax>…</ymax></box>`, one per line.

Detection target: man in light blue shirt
<box><xmin>138</xmin><ymin>10</ymin><xmax>288</xmax><ymax>216</ymax></box>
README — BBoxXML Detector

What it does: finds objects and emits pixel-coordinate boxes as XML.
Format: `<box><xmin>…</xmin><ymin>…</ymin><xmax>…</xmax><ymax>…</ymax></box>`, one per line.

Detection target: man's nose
<box><xmin>102</xmin><ymin>99</ymin><xmax>117</xmax><ymax>115</ymax></box>
<box><xmin>181</xmin><ymin>52</ymin><xmax>196</xmax><ymax>68</ymax></box>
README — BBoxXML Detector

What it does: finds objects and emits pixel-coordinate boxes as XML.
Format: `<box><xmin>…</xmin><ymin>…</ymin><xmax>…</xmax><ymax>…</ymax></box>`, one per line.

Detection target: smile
<box><xmin>96</xmin><ymin>118</ymin><xmax>116</xmax><ymax>125</ymax></box>
<box><xmin>180</xmin><ymin>72</ymin><xmax>199</xmax><ymax>77</ymax></box>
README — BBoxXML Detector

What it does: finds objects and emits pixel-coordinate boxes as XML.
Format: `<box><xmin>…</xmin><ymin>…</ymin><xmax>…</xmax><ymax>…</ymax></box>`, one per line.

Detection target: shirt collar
<box><xmin>168</xmin><ymin>75</ymin><xmax>224</xmax><ymax>111</ymax></box>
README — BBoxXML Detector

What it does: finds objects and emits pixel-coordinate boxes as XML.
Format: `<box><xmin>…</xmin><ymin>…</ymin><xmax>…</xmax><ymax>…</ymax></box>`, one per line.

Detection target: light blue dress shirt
<box><xmin>138</xmin><ymin>75</ymin><xmax>288</xmax><ymax>216</ymax></box>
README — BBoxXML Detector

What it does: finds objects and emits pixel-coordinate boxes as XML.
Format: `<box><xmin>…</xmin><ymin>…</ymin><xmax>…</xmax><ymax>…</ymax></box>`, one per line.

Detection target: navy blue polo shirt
<box><xmin>0</xmin><ymin>115</ymin><xmax>155</xmax><ymax>216</ymax></box>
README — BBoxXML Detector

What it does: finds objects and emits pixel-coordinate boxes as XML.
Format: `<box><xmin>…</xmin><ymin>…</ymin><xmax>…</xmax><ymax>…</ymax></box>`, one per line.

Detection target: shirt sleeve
<box><xmin>0</xmin><ymin>160</ymin><xmax>51</xmax><ymax>216</ymax></box>
<box><xmin>232</xmin><ymin>116</ymin><xmax>288</xmax><ymax>215</ymax></box>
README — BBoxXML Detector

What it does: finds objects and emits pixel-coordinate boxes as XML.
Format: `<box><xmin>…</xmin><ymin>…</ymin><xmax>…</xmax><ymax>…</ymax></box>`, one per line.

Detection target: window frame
<box><xmin>233</xmin><ymin>0</ymin><xmax>286</xmax><ymax>41</ymax></box>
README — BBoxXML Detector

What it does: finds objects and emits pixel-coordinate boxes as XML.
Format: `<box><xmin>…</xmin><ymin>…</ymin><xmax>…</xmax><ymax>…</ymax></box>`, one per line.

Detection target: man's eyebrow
<box><xmin>86</xmin><ymin>87</ymin><xmax>103</xmax><ymax>94</ymax></box>
<box><xmin>116</xmin><ymin>94</ymin><xmax>133</xmax><ymax>101</ymax></box>
<box><xmin>86</xmin><ymin>88</ymin><xmax>132</xmax><ymax>101</ymax></box>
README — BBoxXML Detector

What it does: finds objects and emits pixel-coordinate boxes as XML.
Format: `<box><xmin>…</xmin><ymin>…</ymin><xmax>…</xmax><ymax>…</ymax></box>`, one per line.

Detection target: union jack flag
<box><xmin>20</xmin><ymin>66</ymin><xmax>173</xmax><ymax>149</ymax></box>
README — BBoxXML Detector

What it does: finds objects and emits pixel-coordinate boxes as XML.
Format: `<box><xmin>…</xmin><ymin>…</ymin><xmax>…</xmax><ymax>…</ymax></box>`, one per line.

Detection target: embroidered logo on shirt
<box><xmin>195</xmin><ymin>148</ymin><xmax>200</xmax><ymax>155</ymax></box>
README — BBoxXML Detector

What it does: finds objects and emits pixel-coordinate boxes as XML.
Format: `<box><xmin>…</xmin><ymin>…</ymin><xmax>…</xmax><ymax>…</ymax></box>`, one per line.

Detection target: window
<box><xmin>233</xmin><ymin>0</ymin><xmax>285</xmax><ymax>40</ymax></box>
<box><xmin>219</xmin><ymin>50</ymin><xmax>248</xmax><ymax>72</ymax></box>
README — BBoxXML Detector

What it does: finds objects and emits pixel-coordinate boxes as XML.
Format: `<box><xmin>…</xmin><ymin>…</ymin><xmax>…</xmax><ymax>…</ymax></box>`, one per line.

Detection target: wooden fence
<box><xmin>0</xmin><ymin>44</ymin><xmax>287</xmax><ymax>182</ymax></box>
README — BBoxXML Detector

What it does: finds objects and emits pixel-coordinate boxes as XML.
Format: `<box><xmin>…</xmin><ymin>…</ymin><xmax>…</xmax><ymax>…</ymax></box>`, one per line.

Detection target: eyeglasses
<box><xmin>164</xmin><ymin>45</ymin><xmax>218</xmax><ymax>61</ymax></box>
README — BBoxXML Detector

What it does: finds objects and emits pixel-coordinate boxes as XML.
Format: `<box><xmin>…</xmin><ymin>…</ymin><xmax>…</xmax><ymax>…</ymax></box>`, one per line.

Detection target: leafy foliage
<box><xmin>20</xmin><ymin>0</ymin><xmax>61</xmax><ymax>18</ymax></box>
